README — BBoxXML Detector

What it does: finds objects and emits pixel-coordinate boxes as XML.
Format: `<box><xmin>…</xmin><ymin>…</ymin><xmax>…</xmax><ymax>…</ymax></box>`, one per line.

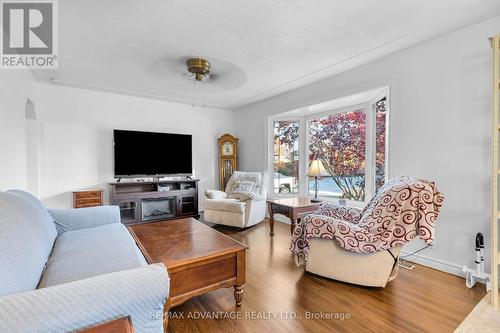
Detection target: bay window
<box><xmin>269</xmin><ymin>91</ymin><xmax>388</xmax><ymax>205</ymax></box>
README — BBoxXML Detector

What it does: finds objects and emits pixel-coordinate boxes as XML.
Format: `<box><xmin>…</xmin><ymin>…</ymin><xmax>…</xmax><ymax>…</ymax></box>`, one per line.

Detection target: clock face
<box><xmin>222</xmin><ymin>142</ymin><xmax>234</xmax><ymax>155</ymax></box>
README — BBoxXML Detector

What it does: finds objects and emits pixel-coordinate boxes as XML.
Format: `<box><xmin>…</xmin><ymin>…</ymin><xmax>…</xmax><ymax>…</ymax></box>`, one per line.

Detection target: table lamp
<box><xmin>308</xmin><ymin>159</ymin><xmax>329</xmax><ymax>202</ymax></box>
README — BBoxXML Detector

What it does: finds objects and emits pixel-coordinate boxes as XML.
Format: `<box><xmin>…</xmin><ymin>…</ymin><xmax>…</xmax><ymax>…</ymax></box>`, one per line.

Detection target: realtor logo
<box><xmin>1</xmin><ymin>0</ymin><xmax>58</xmax><ymax>69</ymax></box>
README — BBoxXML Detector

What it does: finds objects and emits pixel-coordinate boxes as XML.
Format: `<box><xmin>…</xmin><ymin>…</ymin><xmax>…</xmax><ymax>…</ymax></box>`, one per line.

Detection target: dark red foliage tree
<box><xmin>309</xmin><ymin>110</ymin><xmax>366</xmax><ymax>200</ymax></box>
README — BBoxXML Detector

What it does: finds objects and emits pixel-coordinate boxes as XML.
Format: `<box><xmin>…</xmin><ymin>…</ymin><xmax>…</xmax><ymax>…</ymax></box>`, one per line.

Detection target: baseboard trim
<box><xmin>400</xmin><ymin>250</ymin><xmax>465</xmax><ymax>278</ymax></box>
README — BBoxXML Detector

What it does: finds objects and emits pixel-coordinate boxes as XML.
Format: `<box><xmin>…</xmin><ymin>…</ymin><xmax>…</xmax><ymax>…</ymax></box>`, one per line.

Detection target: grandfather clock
<box><xmin>218</xmin><ymin>134</ymin><xmax>239</xmax><ymax>191</ymax></box>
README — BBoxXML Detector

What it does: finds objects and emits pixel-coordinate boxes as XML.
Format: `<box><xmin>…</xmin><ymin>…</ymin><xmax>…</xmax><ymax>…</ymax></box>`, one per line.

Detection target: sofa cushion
<box><xmin>0</xmin><ymin>192</ymin><xmax>56</xmax><ymax>296</ymax></box>
<box><xmin>204</xmin><ymin>198</ymin><xmax>246</xmax><ymax>214</ymax></box>
<box><xmin>225</xmin><ymin>172</ymin><xmax>263</xmax><ymax>196</ymax></box>
<box><xmin>231</xmin><ymin>181</ymin><xmax>256</xmax><ymax>194</ymax></box>
<box><xmin>7</xmin><ymin>190</ymin><xmax>58</xmax><ymax>240</ymax></box>
<box><xmin>38</xmin><ymin>223</ymin><xmax>147</xmax><ymax>288</ymax></box>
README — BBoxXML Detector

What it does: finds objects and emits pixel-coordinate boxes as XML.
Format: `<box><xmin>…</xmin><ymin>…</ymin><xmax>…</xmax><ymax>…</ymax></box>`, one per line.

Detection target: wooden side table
<box><xmin>73</xmin><ymin>189</ymin><xmax>104</xmax><ymax>209</ymax></box>
<box><xmin>267</xmin><ymin>198</ymin><xmax>321</xmax><ymax>236</ymax></box>
<box><xmin>79</xmin><ymin>316</ymin><xmax>134</xmax><ymax>333</ymax></box>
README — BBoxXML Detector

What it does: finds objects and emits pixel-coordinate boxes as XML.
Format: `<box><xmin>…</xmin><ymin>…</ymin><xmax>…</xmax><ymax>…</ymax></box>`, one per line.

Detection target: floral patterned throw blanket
<box><xmin>290</xmin><ymin>177</ymin><xmax>444</xmax><ymax>263</ymax></box>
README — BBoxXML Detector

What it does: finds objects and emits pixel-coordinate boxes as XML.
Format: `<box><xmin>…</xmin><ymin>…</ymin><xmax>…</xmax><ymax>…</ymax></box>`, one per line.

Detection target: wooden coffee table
<box><xmin>79</xmin><ymin>317</ymin><xmax>134</xmax><ymax>333</ymax></box>
<box><xmin>128</xmin><ymin>218</ymin><xmax>248</xmax><ymax>311</ymax></box>
<box><xmin>267</xmin><ymin>198</ymin><xmax>321</xmax><ymax>236</ymax></box>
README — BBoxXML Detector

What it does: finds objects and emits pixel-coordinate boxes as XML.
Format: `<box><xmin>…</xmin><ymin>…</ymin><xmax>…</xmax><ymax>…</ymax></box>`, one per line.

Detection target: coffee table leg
<box><xmin>163</xmin><ymin>298</ymin><xmax>171</xmax><ymax>333</ymax></box>
<box><xmin>268</xmin><ymin>203</ymin><xmax>275</xmax><ymax>236</ymax></box>
<box><xmin>234</xmin><ymin>285</ymin><xmax>244</xmax><ymax>306</ymax></box>
<box><xmin>235</xmin><ymin>250</ymin><xmax>245</xmax><ymax>306</ymax></box>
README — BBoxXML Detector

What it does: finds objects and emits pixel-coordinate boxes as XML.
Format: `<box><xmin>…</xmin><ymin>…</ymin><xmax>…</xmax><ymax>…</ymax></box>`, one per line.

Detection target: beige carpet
<box><xmin>455</xmin><ymin>293</ymin><xmax>500</xmax><ymax>332</ymax></box>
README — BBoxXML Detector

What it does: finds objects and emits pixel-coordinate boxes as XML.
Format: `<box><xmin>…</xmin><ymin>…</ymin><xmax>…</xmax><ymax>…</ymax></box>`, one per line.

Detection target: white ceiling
<box><xmin>32</xmin><ymin>0</ymin><xmax>500</xmax><ymax>110</ymax></box>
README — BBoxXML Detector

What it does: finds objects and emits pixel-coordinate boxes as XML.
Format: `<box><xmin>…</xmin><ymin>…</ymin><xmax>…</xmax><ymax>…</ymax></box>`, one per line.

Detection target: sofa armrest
<box><xmin>0</xmin><ymin>263</ymin><xmax>169</xmax><ymax>333</ymax></box>
<box><xmin>205</xmin><ymin>190</ymin><xmax>228</xmax><ymax>199</ymax></box>
<box><xmin>49</xmin><ymin>205</ymin><xmax>121</xmax><ymax>233</ymax></box>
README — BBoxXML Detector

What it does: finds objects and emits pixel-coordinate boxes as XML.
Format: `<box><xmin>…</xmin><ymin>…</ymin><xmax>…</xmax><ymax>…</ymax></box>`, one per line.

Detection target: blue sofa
<box><xmin>0</xmin><ymin>190</ymin><xmax>170</xmax><ymax>333</ymax></box>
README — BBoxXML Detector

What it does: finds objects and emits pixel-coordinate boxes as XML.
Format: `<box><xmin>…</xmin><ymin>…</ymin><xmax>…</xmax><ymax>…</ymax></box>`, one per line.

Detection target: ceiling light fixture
<box><xmin>186</xmin><ymin>58</ymin><xmax>210</xmax><ymax>107</ymax></box>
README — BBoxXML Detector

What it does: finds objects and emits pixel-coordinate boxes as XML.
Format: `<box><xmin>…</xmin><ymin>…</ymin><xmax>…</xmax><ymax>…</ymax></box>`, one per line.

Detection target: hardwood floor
<box><xmin>169</xmin><ymin>220</ymin><xmax>485</xmax><ymax>333</ymax></box>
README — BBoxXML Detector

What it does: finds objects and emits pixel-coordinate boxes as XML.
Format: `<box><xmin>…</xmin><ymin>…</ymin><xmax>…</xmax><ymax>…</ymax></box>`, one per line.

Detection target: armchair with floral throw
<box><xmin>204</xmin><ymin>171</ymin><xmax>269</xmax><ymax>228</ymax></box>
<box><xmin>290</xmin><ymin>177</ymin><xmax>444</xmax><ymax>287</ymax></box>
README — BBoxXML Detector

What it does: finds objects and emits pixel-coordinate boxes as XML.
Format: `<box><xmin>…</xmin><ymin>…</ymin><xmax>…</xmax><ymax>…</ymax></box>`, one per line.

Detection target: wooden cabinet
<box><xmin>178</xmin><ymin>194</ymin><xmax>198</xmax><ymax>216</ymax></box>
<box><xmin>73</xmin><ymin>189</ymin><xmax>104</xmax><ymax>209</ymax></box>
<box><xmin>110</xmin><ymin>179</ymin><xmax>199</xmax><ymax>225</ymax></box>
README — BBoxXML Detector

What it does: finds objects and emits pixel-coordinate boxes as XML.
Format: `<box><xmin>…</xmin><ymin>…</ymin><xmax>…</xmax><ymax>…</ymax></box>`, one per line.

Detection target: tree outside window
<box><xmin>308</xmin><ymin>110</ymin><xmax>367</xmax><ymax>201</ymax></box>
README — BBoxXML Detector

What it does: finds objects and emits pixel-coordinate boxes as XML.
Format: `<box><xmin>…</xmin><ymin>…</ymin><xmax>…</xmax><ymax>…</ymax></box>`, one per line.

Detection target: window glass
<box><xmin>273</xmin><ymin>121</ymin><xmax>300</xmax><ymax>194</ymax></box>
<box><xmin>375</xmin><ymin>98</ymin><xmax>387</xmax><ymax>193</ymax></box>
<box><xmin>308</xmin><ymin>110</ymin><xmax>366</xmax><ymax>201</ymax></box>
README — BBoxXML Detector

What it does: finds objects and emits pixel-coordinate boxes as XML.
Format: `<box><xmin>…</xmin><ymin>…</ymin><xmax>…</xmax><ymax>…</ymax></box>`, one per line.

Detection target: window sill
<box><xmin>271</xmin><ymin>193</ymin><xmax>366</xmax><ymax>208</ymax></box>
<box><xmin>313</xmin><ymin>196</ymin><xmax>366</xmax><ymax>208</ymax></box>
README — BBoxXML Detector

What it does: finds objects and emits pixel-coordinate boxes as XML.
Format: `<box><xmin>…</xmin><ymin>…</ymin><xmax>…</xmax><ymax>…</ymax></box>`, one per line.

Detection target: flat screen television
<box><xmin>114</xmin><ymin>129</ymin><xmax>192</xmax><ymax>177</ymax></box>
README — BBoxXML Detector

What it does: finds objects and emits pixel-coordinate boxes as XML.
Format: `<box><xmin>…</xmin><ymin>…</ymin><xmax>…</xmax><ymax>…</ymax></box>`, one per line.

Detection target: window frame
<box><xmin>267</xmin><ymin>90</ymin><xmax>390</xmax><ymax>205</ymax></box>
<box><xmin>372</xmin><ymin>93</ymin><xmax>390</xmax><ymax>194</ymax></box>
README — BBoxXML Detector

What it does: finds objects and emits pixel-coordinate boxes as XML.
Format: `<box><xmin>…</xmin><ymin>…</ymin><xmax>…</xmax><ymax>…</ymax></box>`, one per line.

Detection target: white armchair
<box><xmin>204</xmin><ymin>171</ymin><xmax>269</xmax><ymax>228</ymax></box>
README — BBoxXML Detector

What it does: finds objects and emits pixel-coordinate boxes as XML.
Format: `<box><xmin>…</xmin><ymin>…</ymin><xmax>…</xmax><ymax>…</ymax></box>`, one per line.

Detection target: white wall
<box><xmin>0</xmin><ymin>70</ymin><xmax>34</xmax><ymax>191</ymax></box>
<box><xmin>234</xmin><ymin>16</ymin><xmax>500</xmax><ymax>275</ymax></box>
<box><xmin>30</xmin><ymin>83</ymin><xmax>234</xmax><ymax>209</ymax></box>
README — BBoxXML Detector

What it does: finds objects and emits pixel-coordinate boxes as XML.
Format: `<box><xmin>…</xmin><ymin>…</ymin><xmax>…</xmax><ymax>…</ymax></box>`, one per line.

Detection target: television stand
<box><xmin>110</xmin><ymin>179</ymin><xmax>199</xmax><ymax>225</ymax></box>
